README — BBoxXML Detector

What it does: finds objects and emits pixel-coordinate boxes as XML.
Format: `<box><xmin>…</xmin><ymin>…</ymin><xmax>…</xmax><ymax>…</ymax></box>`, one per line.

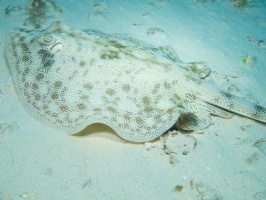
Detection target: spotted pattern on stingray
<box><xmin>5</xmin><ymin>22</ymin><xmax>266</xmax><ymax>142</ymax></box>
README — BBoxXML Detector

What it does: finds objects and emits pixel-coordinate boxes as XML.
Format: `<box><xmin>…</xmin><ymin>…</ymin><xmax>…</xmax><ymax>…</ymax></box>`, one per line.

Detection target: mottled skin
<box><xmin>5</xmin><ymin>22</ymin><xmax>266</xmax><ymax>142</ymax></box>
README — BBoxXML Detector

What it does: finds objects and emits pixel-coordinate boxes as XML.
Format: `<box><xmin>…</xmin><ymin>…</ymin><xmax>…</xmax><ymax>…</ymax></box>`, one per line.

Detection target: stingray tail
<box><xmin>203</xmin><ymin>90</ymin><xmax>266</xmax><ymax>123</ymax></box>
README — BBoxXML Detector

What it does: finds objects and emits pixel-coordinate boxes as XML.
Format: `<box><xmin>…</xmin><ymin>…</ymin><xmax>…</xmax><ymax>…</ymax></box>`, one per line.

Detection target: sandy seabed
<box><xmin>0</xmin><ymin>0</ymin><xmax>266</xmax><ymax>199</ymax></box>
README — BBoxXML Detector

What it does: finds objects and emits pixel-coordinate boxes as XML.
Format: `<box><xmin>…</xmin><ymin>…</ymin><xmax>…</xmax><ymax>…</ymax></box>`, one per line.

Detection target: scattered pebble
<box><xmin>247</xmin><ymin>36</ymin><xmax>264</xmax><ymax>48</ymax></box>
<box><xmin>0</xmin><ymin>122</ymin><xmax>17</xmax><ymax>134</ymax></box>
<box><xmin>11</xmin><ymin>193</ymin><xmax>29</xmax><ymax>200</ymax></box>
<box><xmin>174</xmin><ymin>185</ymin><xmax>183</xmax><ymax>192</ymax></box>
<box><xmin>145</xmin><ymin>142</ymin><xmax>156</xmax><ymax>151</ymax></box>
<box><xmin>231</xmin><ymin>71</ymin><xmax>243</xmax><ymax>78</ymax></box>
<box><xmin>169</xmin><ymin>154</ymin><xmax>179</xmax><ymax>164</ymax></box>
<box><xmin>241</xmin><ymin>55</ymin><xmax>256</xmax><ymax>65</ymax></box>
<box><xmin>147</xmin><ymin>27</ymin><xmax>164</xmax><ymax>36</ymax></box>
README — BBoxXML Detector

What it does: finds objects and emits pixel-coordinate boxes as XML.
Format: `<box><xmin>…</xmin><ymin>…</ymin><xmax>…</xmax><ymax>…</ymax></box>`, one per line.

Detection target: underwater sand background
<box><xmin>0</xmin><ymin>0</ymin><xmax>266</xmax><ymax>199</ymax></box>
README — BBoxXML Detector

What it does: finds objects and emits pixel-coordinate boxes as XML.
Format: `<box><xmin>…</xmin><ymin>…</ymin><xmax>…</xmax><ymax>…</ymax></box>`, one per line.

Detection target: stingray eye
<box><xmin>39</xmin><ymin>34</ymin><xmax>56</xmax><ymax>45</ymax></box>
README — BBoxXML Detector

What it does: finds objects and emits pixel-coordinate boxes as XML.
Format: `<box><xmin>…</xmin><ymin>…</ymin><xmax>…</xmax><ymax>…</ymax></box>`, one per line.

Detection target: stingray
<box><xmin>4</xmin><ymin>22</ymin><xmax>266</xmax><ymax>142</ymax></box>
